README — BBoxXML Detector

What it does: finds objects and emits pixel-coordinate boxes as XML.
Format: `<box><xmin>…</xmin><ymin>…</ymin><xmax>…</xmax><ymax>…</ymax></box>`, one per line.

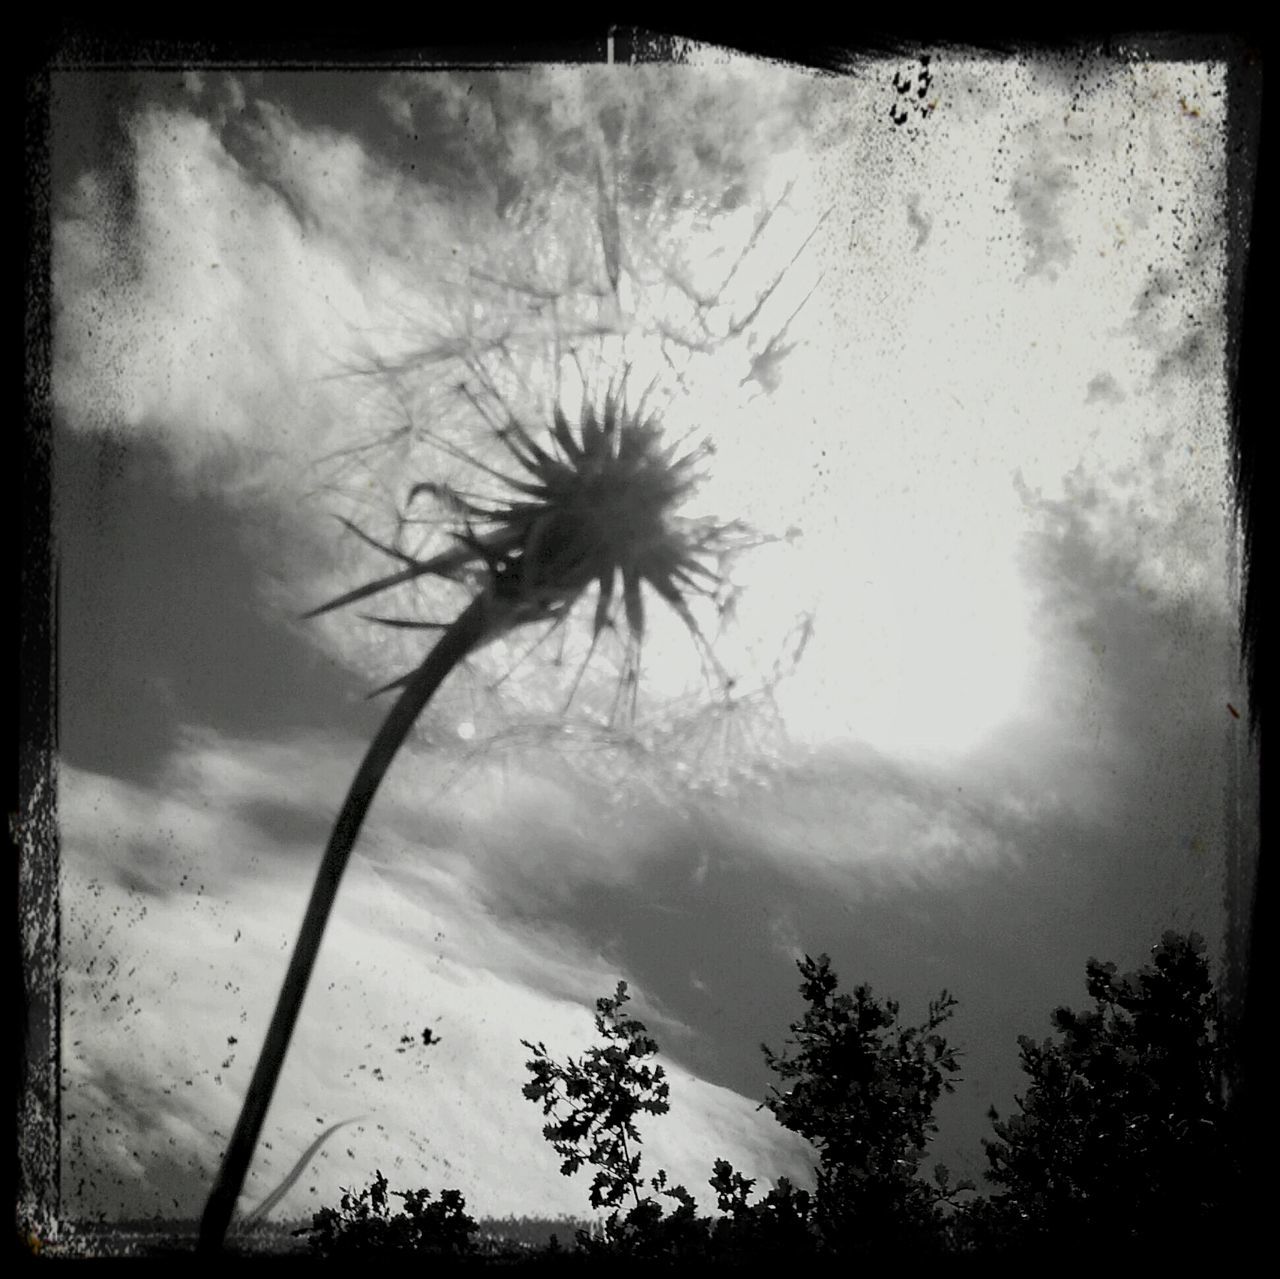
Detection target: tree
<box><xmin>522</xmin><ymin>981</ymin><xmax>671</xmax><ymax>1216</ymax></box>
<box><xmin>522</xmin><ymin>981</ymin><xmax>819</xmax><ymax>1263</ymax></box>
<box><xmin>760</xmin><ymin>954</ymin><xmax>968</xmax><ymax>1256</ymax></box>
<box><xmin>521</xmin><ymin>962</ymin><xmax>975</xmax><ymax>1262</ymax></box>
<box><xmin>977</xmin><ymin>931</ymin><xmax>1238</xmax><ymax>1254</ymax></box>
<box><xmin>521</xmin><ymin>981</ymin><xmax>705</xmax><ymax>1258</ymax></box>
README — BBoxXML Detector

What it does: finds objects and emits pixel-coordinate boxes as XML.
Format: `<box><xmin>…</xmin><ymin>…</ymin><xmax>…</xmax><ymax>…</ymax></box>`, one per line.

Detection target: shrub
<box><xmin>296</xmin><ymin>1170</ymin><xmax>478</xmax><ymax>1257</ymax></box>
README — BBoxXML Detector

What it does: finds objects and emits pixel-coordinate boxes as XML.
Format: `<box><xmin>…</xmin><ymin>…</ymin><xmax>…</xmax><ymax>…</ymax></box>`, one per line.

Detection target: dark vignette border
<box><xmin>1223</xmin><ymin>32</ymin><xmax>1267</xmax><ymax>1240</ymax></box>
<box><xmin>19</xmin><ymin>47</ymin><xmax>59</xmax><ymax>1252</ymax></box>
<box><xmin>17</xmin><ymin>20</ymin><xmax>1267</xmax><ymax>1258</ymax></box>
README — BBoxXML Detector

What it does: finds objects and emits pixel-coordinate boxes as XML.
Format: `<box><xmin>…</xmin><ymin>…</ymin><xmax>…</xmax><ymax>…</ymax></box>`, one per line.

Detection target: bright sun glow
<box><xmin>589</xmin><ymin>167</ymin><xmax>1039</xmax><ymax>764</ymax></box>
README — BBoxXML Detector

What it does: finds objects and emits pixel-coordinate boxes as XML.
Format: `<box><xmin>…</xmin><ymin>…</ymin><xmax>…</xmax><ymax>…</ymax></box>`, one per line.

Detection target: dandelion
<box><xmin>199</xmin><ymin>372</ymin><xmax>749</xmax><ymax>1251</ymax></box>
<box><xmin>201</xmin><ymin>84</ymin><xmax>826</xmax><ymax>1247</ymax></box>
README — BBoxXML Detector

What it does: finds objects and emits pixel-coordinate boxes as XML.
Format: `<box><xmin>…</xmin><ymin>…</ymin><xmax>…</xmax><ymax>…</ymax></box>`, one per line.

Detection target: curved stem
<box><xmin>199</xmin><ymin>593</ymin><xmax>495</xmax><ymax>1253</ymax></box>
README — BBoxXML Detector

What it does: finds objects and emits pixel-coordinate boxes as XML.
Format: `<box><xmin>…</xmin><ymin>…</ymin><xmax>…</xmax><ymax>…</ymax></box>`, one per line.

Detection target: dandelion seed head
<box><xmin>306</xmin><ymin>155</ymin><xmax>825</xmax><ymax>794</ymax></box>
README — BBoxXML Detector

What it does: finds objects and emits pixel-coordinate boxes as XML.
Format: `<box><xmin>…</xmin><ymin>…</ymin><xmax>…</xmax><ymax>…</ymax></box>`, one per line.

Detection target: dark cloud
<box><xmin>1026</xmin><ymin>51</ymin><xmax>1127</xmax><ymax>104</ymax></box>
<box><xmin>49</xmin><ymin>74</ymin><xmax>149</xmax><ymax>288</ymax></box>
<box><xmin>54</xmin><ymin>426</ymin><xmax>381</xmax><ymax>786</ymax></box>
<box><xmin>1152</xmin><ymin>327</ymin><xmax>1213</xmax><ymax>384</ymax></box>
<box><xmin>380</xmin><ymin>66</ymin><xmax>822</xmax><ymax>219</ymax></box>
<box><xmin>238</xmin><ymin>799</ymin><xmax>339</xmax><ymax>853</ymax></box>
<box><xmin>460</xmin><ymin>745</ymin><xmax>1223</xmax><ymax>1186</ymax></box>
<box><xmin>109</xmin><ymin>840</ymin><xmax>178</xmax><ymax>902</ymax></box>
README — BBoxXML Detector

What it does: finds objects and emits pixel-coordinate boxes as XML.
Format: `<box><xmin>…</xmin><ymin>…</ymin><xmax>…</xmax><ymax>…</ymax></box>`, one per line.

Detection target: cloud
<box><xmin>483</xmin><ymin>434</ymin><xmax>1243</xmax><ymax>1183</ymax></box>
<box><xmin>379</xmin><ymin>62</ymin><xmax>820</xmax><ymax>218</ymax></box>
<box><xmin>51</xmin><ymin>95</ymin><xmax>433</xmax><ymax>502</ymax></box>
<box><xmin>50</xmin><ymin>72</ymin><xmax>833</xmax><ymax>680</ymax></box>
<box><xmin>58</xmin><ymin>740</ymin><xmax>816</xmax><ymax>1223</ymax></box>
<box><xmin>69</xmin><ymin>545</ymin><xmax>1232</xmax><ymax>1221</ymax></box>
<box><xmin>51</xmin><ymin>350</ymin><xmax>1242</xmax><ymax>1221</ymax></box>
<box><xmin>53</xmin><ymin>427</ymin><xmax>385</xmax><ymax>787</ymax></box>
<box><xmin>999</xmin><ymin>61</ymin><xmax>1225</xmax><ymax>292</ymax></box>
<box><xmin>1085</xmin><ymin>372</ymin><xmax>1125</xmax><ymax>404</ymax></box>
<box><xmin>973</xmin><ymin>446</ymin><xmax>1240</xmax><ymax>918</ymax></box>
<box><xmin>1010</xmin><ymin>147</ymin><xmax>1076</xmax><ymax>280</ymax></box>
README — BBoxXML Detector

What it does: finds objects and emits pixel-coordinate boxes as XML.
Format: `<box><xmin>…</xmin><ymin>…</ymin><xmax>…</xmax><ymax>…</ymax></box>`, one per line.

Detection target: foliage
<box><xmin>520</xmin><ymin>964</ymin><xmax>971</xmax><ymax>1262</ymax></box>
<box><xmin>296</xmin><ymin>1170</ymin><xmax>478</xmax><ymax>1258</ymax></box>
<box><xmin>703</xmin><ymin>1161</ymin><xmax>820</xmax><ymax>1261</ymax></box>
<box><xmin>522</xmin><ymin>981</ymin><xmax>825</xmax><ymax>1263</ymax></box>
<box><xmin>301</xmin><ymin>928</ymin><xmax>1240</xmax><ymax>1261</ymax></box>
<box><xmin>522</xmin><ymin>981</ymin><xmax>670</xmax><ymax>1214</ymax></box>
<box><xmin>973</xmin><ymin>931</ymin><xmax>1239</xmax><ymax>1253</ymax></box>
<box><xmin>760</xmin><ymin>953</ymin><xmax>970</xmax><ymax>1255</ymax></box>
<box><xmin>473</xmin><ymin>1213</ymin><xmax>594</xmax><ymax>1252</ymax></box>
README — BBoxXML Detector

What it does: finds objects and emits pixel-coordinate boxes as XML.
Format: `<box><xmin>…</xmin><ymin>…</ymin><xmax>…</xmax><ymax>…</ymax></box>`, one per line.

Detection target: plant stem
<box><xmin>199</xmin><ymin>593</ymin><xmax>496</xmax><ymax>1253</ymax></box>
<box><xmin>621</xmin><ymin>1128</ymin><xmax>641</xmax><ymax>1212</ymax></box>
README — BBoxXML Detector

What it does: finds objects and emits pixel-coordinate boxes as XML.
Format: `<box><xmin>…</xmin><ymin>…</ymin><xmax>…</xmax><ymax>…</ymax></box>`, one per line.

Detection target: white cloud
<box><xmin>52</xmin><ymin>103</ymin><xmax>428</xmax><ymax>505</ymax></box>
<box><xmin>57</xmin><ymin>740</ymin><xmax>815</xmax><ymax>1222</ymax></box>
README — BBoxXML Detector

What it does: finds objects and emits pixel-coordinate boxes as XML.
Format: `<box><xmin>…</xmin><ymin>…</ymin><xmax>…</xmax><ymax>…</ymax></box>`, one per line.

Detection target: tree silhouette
<box><xmin>975</xmin><ymin>931</ymin><xmax>1238</xmax><ymax>1254</ymax></box>
<box><xmin>760</xmin><ymin>953</ymin><xmax>967</xmax><ymax>1257</ymax></box>
<box><xmin>522</xmin><ymin>981</ymin><xmax>670</xmax><ymax>1215</ymax></box>
<box><xmin>520</xmin><ymin>980</ymin><xmax>820</xmax><ymax>1262</ymax></box>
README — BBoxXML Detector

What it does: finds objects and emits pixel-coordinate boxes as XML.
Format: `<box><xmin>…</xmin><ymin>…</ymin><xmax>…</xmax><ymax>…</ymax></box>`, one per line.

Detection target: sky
<box><xmin>42</xmin><ymin>45</ymin><xmax>1253</xmax><ymax>1229</ymax></box>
